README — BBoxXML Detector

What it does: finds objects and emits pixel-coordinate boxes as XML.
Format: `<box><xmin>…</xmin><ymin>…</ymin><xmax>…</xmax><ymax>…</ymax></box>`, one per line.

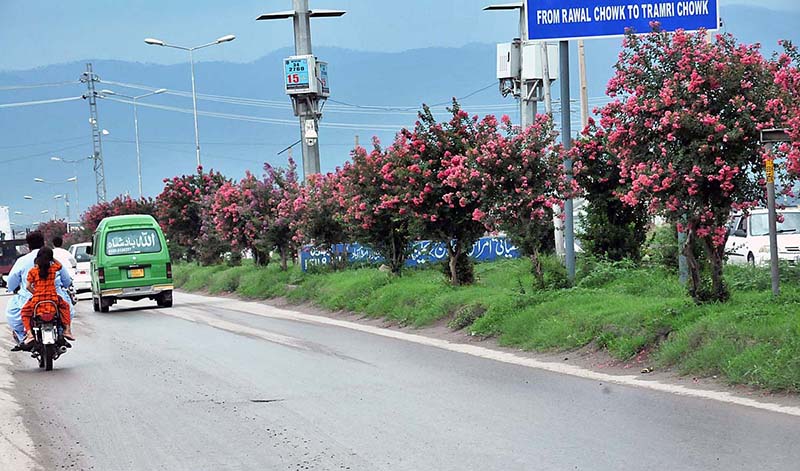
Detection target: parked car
<box><xmin>88</xmin><ymin>214</ymin><xmax>173</xmax><ymax>312</ymax></box>
<box><xmin>69</xmin><ymin>242</ymin><xmax>93</xmax><ymax>293</ymax></box>
<box><xmin>725</xmin><ymin>208</ymin><xmax>800</xmax><ymax>265</ymax></box>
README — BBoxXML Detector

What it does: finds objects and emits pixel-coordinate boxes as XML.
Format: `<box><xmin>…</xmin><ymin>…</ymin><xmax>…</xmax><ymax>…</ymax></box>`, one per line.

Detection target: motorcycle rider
<box><xmin>20</xmin><ymin>247</ymin><xmax>74</xmax><ymax>344</ymax></box>
<box><xmin>52</xmin><ymin>236</ymin><xmax>77</xmax><ymax>276</ymax></box>
<box><xmin>52</xmin><ymin>236</ymin><xmax>78</xmax><ymax>306</ymax></box>
<box><xmin>5</xmin><ymin>232</ymin><xmax>72</xmax><ymax>351</ymax></box>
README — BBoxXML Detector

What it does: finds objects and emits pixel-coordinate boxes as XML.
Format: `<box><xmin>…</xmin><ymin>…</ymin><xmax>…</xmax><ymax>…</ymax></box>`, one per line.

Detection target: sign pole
<box><xmin>761</xmin><ymin>129</ymin><xmax>791</xmax><ymax>297</ymax></box>
<box><xmin>766</xmin><ymin>151</ymin><xmax>780</xmax><ymax>296</ymax></box>
<box><xmin>560</xmin><ymin>40</ymin><xmax>576</xmax><ymax>284</ymax></box>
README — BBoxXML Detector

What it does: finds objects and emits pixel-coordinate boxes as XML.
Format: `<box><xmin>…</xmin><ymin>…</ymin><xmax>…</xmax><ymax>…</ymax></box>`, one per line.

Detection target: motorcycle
<box><xmin>29</xmin><ymin>300</ymin><xmax>70</xmax><ymax>371</ymax></box>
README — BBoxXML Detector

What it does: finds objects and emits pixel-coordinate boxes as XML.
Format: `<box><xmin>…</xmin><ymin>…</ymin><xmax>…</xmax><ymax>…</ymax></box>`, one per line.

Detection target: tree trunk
<box><xmin>390</xmin><ymin>229</ymin><xmax>406</xmax><ymax>276</ymax></box>
<box><xmin>701</xmin><ymin>236</ymin><xmax>729</xmax><ymax>302</ymax></box>
<box><xmin>531</xmin><ymin>247</ymin><xmax>545</xmax><ymax>290</ymax></box>
<box><xmin>280</xmin><ymin>245</ymin><xmax>288</xmax><ymax>272</ymax></box>
<box><xmin>447</xmin><ymin>240</ymin><xmax>461</xmax><ymax>286</ymax></box>
<box><xmin>682</xmin><ymin>231</ymin><xmax>703</xmax><ymax>301</ymax></box>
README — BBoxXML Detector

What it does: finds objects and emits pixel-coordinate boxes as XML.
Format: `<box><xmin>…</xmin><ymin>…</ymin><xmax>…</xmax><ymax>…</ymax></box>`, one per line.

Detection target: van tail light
<box><xmin>166</xmin><ymin>262</ymin><xmax>172</xmax><ymax>279</ymax></box>
<box><xmin>98</xmin><ymin>268</ymin><xmax>105</xmax><ymax>283</ymax></box>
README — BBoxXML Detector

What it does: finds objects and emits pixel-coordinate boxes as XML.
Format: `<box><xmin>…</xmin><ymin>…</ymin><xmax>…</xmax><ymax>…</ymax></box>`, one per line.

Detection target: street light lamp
<box><xmin>98</xmin><ymin>88</ymin><xmax>167</xmax><ymax>198</ymax></box>
<box><xmin>51</xmin><ymin>156</ymin><xmax>89</xmax><ymax>214</ymax></box>
<box><xmin>144</xmin><ymin>34</ymin><xmax>236</xmax><ymax>168</ymax></box>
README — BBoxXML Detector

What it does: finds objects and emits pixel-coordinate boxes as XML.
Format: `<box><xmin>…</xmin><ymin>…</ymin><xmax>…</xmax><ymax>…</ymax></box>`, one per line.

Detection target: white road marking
<box><xmin>177</xmin><ymin>292</ymin><xmax>800</xmax><ymax>418</ymax></box>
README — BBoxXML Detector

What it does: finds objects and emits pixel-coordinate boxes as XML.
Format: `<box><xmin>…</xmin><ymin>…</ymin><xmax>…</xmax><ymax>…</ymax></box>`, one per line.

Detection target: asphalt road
<box><xmin>2</xmin><ymin>291</ymin><xmax>800</xmax><ymax>471</ymax></box>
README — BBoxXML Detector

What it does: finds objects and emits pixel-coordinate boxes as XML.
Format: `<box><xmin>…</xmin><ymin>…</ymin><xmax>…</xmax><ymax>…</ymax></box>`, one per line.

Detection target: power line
<box><xmin>102</xmin><ymin>96</ymin><xmax>408</xmax><ymax>131</ymax></box>
<box><xmin>100</xmin><ymin>78</ymin><xmax>519</xmax><ymax>115</ymax></box>
<box><xmin>0</xmin><ymin>96</ymin><xmax>84</xmax><ymax>109</ymax></box>
<box><xmin>0</xmin><ymin>136</ymin><xmax>86</xmax><ymax>150</ymax></box>
<box><xmin>0</xmin><ymin>81</ymin><xmax>79</xmax><ymax>91</ymax></box>
<box><xmin>105</xmin><ymin>138</ymin><xmax>359</xmax><ymax>146</ymax></box>
<box><xmin>101</xmin><ymin>77</ymin><xmax>615</xmax><ymax>111</ymax></box>
<box><xmin>0</xmin><ymin>142</ymin><xmax>88</xmax><ymax>164</ymax></box>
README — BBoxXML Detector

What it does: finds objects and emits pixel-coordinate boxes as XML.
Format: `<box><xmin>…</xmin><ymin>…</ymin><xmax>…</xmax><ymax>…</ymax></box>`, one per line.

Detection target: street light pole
<box><xmin>100</xmin><ymin>89</ymin><xmax>166</xmax><ymax>198</ymax></box>
<box><xmin>144</xmin><ymin>35</ymin><xmax>236</xmax><ymax>169</ymax></box>
<box><xmin>188</xmin><ymin>49</ymin><xmax>201</xmax><ymax>168</ymax></box>
<box><xmin>51</xmin><ymin>157</ymin><xmax>86</xmax><ymax>216</ymax></box>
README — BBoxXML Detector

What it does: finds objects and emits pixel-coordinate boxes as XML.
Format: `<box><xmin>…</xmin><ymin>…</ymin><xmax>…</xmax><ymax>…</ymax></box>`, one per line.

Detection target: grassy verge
<box><xmin>174</xmin><ymin>258</ymin><xmax>800</xmax><ymax>392</ymax></box>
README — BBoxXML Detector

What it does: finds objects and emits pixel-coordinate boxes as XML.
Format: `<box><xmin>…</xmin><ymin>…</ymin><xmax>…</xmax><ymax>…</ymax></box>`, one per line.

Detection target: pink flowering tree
<box><xmin>211</xmin><ymin>178</ymin><xmax>256</xmax><ymax>265</ymax></box>
<box><xmin>387</xmin><ymin>102</ymin><xmax>494</xmax><ymax>285</ymax></box>
<box><xmin>768</xmin><ymin>42</ymin><xmax>800</xmax><ymax>178</ymax></box>
<box><xmin>78</xmin><ymin>195</ymin><xmax>157</xmax><ymax>242</ymax></box>
<box><xmin>156</xmin><ymin>167</ymin><xmax>229</xmax><ymax>264</ymax></box>
<box><xmin>338</xmin><ymin>139</ymin><xmax>417</xmax><ymax>275</ymax></box>
<box><xmin>600</xmin><ymin>27</ymin><xmax>783</xmax><ymax>302</ymax></box>
<box><xmin>36</xmin><ymin>220</ymin><xmax>68</xmax><ymax>246</ymax></box>
<box><xmin>263</xmin><ymin>159</ymin><xmax>300</xmax><ymax>271</ymax></box>
<box><xmin>475</xmin><ymin>114</ymin><xmax>566</xmax><ymax>289</ymax></box>
<box><xmin>292</xmin><ymin>171</ymin><xmax>350</xmax><ymax>270</ymax></box>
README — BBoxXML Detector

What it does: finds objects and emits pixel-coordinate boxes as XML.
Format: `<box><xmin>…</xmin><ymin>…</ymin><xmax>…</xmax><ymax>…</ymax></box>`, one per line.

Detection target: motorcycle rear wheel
<box><xmin>43</xmin><ymin>344</ymin><xmax>54</xmax><ymax>371</ymax></box>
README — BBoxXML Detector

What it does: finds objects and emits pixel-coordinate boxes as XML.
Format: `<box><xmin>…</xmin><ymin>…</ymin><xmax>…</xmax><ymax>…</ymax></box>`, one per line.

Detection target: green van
<box><xmin>89</xmin><ymin>214</ymin><xmax>173</xmax><ymax>312</ymax></box>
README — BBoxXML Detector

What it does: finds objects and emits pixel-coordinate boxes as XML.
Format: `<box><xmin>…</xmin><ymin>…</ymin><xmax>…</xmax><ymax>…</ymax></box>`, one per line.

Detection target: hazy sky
<box><xmin>0</xmin><ymin>0</ymin><xmax>795</xmax><ymax>70</ymax></box>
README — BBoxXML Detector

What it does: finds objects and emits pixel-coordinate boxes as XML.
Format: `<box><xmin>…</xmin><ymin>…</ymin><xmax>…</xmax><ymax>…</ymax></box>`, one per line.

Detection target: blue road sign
<box><xmin>527</xmin><ymin>0</ymin><xmax>719</xmax><ymax>41</ymax></box>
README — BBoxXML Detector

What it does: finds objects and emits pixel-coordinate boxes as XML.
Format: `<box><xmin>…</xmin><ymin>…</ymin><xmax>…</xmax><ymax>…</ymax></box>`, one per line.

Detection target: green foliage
<box><xmin>642</xmin><ymin>224</ymin><xmax>679</xmax><ymax>271</ymax></box>
<box><xmin>573</xmin><ymin>123</ymin><xmax>650</xmax><ymax>262</ymax></box>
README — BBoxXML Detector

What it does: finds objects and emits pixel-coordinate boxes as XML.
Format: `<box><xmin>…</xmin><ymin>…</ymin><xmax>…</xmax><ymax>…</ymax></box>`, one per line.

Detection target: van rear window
<box><xmin>105</xmin><ymin>229</ymin><xmax>162</xmax><ymax>256</ymax></box>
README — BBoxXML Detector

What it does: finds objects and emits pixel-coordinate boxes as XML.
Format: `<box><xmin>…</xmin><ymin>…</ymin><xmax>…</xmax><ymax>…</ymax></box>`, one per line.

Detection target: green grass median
<box><xmin>174</xmin><ymin>258</ymin><xmax>800</xmax><ymax>393</ymax></box>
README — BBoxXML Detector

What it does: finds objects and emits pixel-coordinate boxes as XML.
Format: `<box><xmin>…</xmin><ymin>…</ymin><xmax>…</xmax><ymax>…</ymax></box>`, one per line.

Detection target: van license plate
<box><xmin>129</xmin><ymin>268</ymin><xmax>145</xmax><ymax>278</ymax></box>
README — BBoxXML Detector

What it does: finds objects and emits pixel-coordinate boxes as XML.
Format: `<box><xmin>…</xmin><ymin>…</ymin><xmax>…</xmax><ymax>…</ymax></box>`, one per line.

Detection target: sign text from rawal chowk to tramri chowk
<box><xmin>527</xmin><ymin>0</ymin><xmax>719</xmax><ymax>41</ymax></box>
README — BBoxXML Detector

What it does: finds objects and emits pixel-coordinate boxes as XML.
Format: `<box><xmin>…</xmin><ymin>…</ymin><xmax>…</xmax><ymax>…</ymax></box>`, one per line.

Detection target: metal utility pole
<box><xmin>578</xmin><ymin>40</ymin><xmax>589</xmax><ymax>128</ymax></box>
<box><xmin>540</xmin><ymin>43</ymin><xmax>553</xmax><ymax>116</ymax></box>
<box><xmin>81</xmin><ymin>63</ymin><xmax>107</xmax><ymax>203</ymax></box>
<box><xmin>258</xmin><ymin>0</ymin><xmax>346</xmax><ymax>180</ymax></box>
<box><xmin>560</xmin><ymin>41</ymin><xmax>576</xmax><ymax>283</ymax></box>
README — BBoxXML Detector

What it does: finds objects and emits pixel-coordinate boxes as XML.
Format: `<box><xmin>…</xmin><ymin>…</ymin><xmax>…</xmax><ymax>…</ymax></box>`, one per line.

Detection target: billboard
<box><xmin>527</xmin><ymin>0</ymin><xmax>719</xmax><ymax>41</ymax></box>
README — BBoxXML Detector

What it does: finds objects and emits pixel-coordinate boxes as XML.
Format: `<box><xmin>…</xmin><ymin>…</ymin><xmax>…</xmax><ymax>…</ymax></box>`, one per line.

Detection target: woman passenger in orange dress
<box><xmin>20</xmin><ymin>247</ymin><xmax>74</xmax><ymax>344</ymax></box>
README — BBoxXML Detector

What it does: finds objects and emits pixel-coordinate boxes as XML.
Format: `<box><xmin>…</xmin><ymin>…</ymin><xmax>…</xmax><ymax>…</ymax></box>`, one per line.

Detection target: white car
<box><xmin>725</xmin><ymin>208</ymin><xmax>800</xmax><ymax>265</ymax></box>
<box><xmin>69</xmin><ymin>242</ymin><xmax>93</xmax><ymax>293</ymax></box>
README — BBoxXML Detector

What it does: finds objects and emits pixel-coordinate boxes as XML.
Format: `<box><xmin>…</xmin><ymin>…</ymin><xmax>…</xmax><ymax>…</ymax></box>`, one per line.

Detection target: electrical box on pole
<box><xmin>521</xmin><ymin>43</ymin><xmax>558</xmax><ymax>81</ymax></box>
<box><xmin>317</xmin><ymin>61</ymin><xmax>330</xmax><ymax>97</ymax></box>
<box><xmin>496</xmin><ymin>42</ymin><xmax>521</xmax><ymax>80</ymax></box>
